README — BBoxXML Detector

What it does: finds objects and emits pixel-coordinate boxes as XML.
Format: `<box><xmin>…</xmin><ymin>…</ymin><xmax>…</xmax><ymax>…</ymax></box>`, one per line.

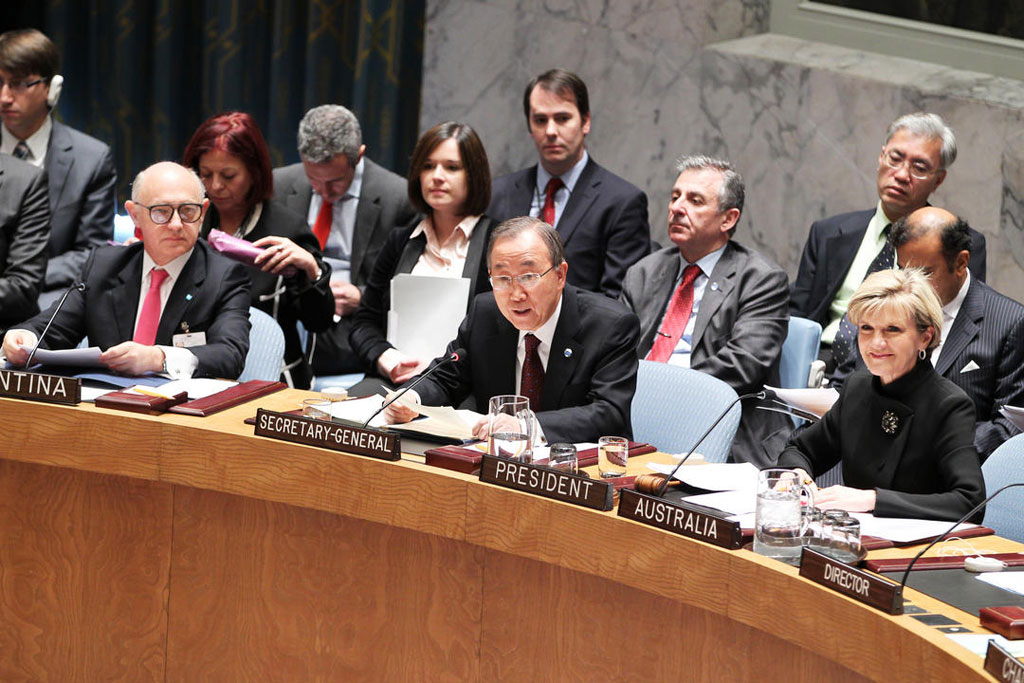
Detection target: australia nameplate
<box><xmin>985</xmin><ymin>640</ymin><xmax>1024</xmax><ymax>682</ymax></box>
<box><xmin>254</xmin><ymin>408</ymin><xmax>400</xmax><ymax>461</ymax></box>
<box><xmin>799</xmin><ymin>547</ymin><xmax>903</xmax><ymax>614</ymax></box>
<box><xmin>479</xmin><ymin>454</ymin><xmax>613</xmax><ymax>511</ymax></box>
<box><xmin>617</xmin><ymin>489</ymin><xmax>744</xmax><ymax>549</ymax></box>
<box><xmin>0</xmin><ymin>368</ymin><xmax>81</xmax><ymax>405</ymax></box>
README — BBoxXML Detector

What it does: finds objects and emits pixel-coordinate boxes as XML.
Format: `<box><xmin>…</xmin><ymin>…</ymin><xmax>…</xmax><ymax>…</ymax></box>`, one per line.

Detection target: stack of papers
<box><xmin>646</xmin><ymin>462</ymin><xmax>761</xmax><ymax>516</ymax></box>
<box><xmin>387</xmin><ymin>274</ymin><xmax>470</xmax><ymax>361</ymax></box>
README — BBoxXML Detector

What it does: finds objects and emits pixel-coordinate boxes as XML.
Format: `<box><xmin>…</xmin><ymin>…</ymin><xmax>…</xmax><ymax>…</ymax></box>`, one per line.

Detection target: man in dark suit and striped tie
<box><xmin>832</xmin><ymin>207</ymin><xmax>1024</xmax><ymax>458</ymax></box>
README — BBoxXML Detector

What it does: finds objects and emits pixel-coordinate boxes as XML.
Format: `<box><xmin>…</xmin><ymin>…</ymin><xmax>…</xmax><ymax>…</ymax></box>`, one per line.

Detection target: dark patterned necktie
<box><xmin>521</xmin><ymin>333</ymin><xmax>544</xmax><ymax>411</ymax></box>
<box><xmin>13</xmin><ymin>140</ymin><xmax>30</xmax><ymax>160</ymax></box>
<box><xmin>832</xmin><ymin>225</ymin><xmax>894</xmax><ymax>369</ymax></box>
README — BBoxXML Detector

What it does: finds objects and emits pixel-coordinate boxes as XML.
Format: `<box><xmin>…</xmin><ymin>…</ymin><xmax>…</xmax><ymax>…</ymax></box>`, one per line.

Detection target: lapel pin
<box><xmin>564</xmin><ymin>348</ymin><xmax>573</xmax><ymax>358</ymax></box>
<box><xmin>185</xmin><ymin>293</ymin><xmax>193</xmax><ymax>301</ymax></box>
<box><xmin>710</xmin><ymin>282</ymin><xmax>719</xmax><ymax>292</ymax></box>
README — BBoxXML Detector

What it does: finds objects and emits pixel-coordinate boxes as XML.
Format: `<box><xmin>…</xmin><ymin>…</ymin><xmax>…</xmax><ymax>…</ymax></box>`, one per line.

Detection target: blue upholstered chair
<box><xmin>981</xmin><ymin>433</ymin><xmax>1024</xmax><ymax>543</ymax></box>
<box><xmin>631</xmin><ymin>360</ymin><xmax>740</xmax><ymax>463</ymax></box>
<box><xmin>779</xmin><ymin>316</ymin><xmax>823</xmax><ymax>390</ymax></box>
<box><xmin>238</xmin><ymin>307</ymin><xmax>285</xmax><ymax>382</ymax></box>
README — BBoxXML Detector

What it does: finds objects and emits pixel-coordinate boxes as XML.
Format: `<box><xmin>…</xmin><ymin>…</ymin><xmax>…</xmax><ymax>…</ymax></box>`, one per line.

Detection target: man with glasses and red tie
<box><xmin>384</xmin><ymin>216</ymin><xmax>640</xmax><ymax>444</ymax></box>
<box><xmin>789</xmin><ymin>112</ymin><xmax>986</xmax><ymax>375</ymax></box>
<box><xmin>0</xmin><ymin>29</ymin><xmax>117</xmax><ymax>305</ymax></box>
<box><xmin>621</xmin><ymin>155</ymin><xmax>791</xmax><ymax>467</ymax></box>
<box><xmin>2</xmin><ymin>162</ymin><xmax>251</xmax><ymax>379</ymax></box>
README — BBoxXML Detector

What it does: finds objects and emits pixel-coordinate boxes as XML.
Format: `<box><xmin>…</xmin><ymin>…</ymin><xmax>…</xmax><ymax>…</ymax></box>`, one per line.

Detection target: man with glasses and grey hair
<box><xmin>274</xmin><ymin>104</ymin><xmax>415</xmax><ymax>375</ymax></box>
<box><xmin>2</xmin><ymin>162</ymin><xmax>251</xmax><ymax>379</ymax></box>
<box><xmin>384</xmin><ymin>216</ymin><xmax>640</xmax><ymax>444</ymax></box>
<box><xmin>621</xmin><ymin>155</ymin><xmax>792</xmax><ymax>467</ymax></box>
<box><xmin>789</xmin><ymin>112</ymin><xmax>986</xmax><ymax>374</ymax></box>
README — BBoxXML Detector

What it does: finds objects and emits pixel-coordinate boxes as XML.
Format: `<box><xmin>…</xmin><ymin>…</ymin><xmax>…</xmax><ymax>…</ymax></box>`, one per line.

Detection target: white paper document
<box><xmin>326</xmin><ymin>395</ymin><xmax>388</xmax><ymax>428</ymax></box>
<box><xmin>389</xmin><ymin>403</ymin><xmax>482</xmax><ymax>441</ymax></box>
<box><xmin>387</xmin><ymin>274</ymin><xmax>470</xmax><ymax>361</ymax></box>
<box><xmin>765</xmin><ymin>386</ymin><xmax>839</xmax><ymax>418</ymax></box>
<box><xmin>976</xmin><ymin>571</ymin><xmax>1024</xmax><ymax>596</ymax></box>
<box><xmin>684</xmin><ymin>489</ymin><xmax>757</xmax><ymax>516</ymax></box>
<box><xmin>22</xmin><ymin>345</ymin><xmax>105</xmax><ymax>368</ymax></box>
<box><xmin>946</xmin><ymin>633</ymin><xmax>1024</xmax><ymax>658</ymax></box>
<box><xmin>156</xmin><ymin>378</ymin><xmax>238</xmax><ymax>399</ymax></box>
<box><xmin>647</xmin><ymin>461</ymin><xmax>760</xmax><ymax>493</ymax></box>
<box><xmin>848</xmin><ymin>512</ymin><xmax>978</xmax><ymax>543</ymax></box>
<box><xmin>999</xmin><ymin>404</ymin><xmax>1024</xmax><ymax>431</ymax></box>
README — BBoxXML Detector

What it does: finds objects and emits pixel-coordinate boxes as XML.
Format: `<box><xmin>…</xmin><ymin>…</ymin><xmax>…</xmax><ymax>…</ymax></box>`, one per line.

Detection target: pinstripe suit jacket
<box><xmin>832</xmin><ymin>277</ymin><xmax>1024</xmax><ymax>458</ymax></box>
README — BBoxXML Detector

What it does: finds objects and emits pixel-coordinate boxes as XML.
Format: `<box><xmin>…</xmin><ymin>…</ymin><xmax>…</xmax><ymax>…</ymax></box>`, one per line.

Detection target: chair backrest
<box><xmin>631</xmin><ymin>360</ymin><xmax>740</xmax><ymax>463</ymax></box>
<box><xmin>238</xmin><ymin>307</ymin><xmax>285</xmax><ymax>382</ymax></box>
<box><xmin>779</xmin><ymin>316</ymin><xmax>822</xmax><ymax>389</ymax></box>
<box><xmin>981</xmin><ymin>433</ymin><xmax>1024</xmax><ymax>543</ymax></box>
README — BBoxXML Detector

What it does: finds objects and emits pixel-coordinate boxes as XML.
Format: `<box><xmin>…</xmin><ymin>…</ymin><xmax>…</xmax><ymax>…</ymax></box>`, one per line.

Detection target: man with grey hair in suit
<box><xmin>620</xmin><ymin>155</ymin><xmax>792</xmax><ymax>467</ymax></box>
<box><xmin>831</xmin><ymin>206</ymin><xmax>1024</xmax><ymax>459</ymax></box>
<box><xmin>273</xmin><ymin>104</ymin><xmax>416</xmax><ymax>375</ymax></box>
<box><xmin>0</xmin><ymin>28</ymin><xmax>116</xmax><ymax>304</ymax></box>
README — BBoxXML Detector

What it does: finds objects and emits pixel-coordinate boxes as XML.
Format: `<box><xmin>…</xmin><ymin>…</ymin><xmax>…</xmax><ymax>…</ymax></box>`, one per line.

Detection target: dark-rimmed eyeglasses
<box><xmin>139</xmin><ymin>203</ymin><xmax>203</xmax><ymax>225</ymax></box>
<box><xmin>0</xmin><ymin>77</ymin><xmax>45</xmax><ymax>94</ymax></box>
<box><xmin>489</xmin><ymin>265</ymin><xmax>556</xmax><ymax>291</ymax></box>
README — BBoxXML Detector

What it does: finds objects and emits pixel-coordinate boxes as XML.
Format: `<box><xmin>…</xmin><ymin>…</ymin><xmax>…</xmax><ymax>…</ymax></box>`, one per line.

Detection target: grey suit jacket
<box><xmin>831</xmin><ymin>277</ymin><xmax>1024</xmax><ymax>458</ymax></box>
<box><xmin>0</xmin><ymin>155</ymin><xmax>50</xmax><ymax>331</ymax></box>
<box><xmin>621</xmin><ymin>242</ymin><xmax>792</xmax><ymax>467</ymax></box>
<box><xmin>19</xmin><ymin>119</ymin><xmax>117</xmax><ymax>290</ymax></box>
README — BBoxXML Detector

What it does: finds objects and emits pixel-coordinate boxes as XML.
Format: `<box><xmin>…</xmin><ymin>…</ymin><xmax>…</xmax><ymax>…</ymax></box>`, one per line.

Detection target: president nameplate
<box><xmin>254</xmin><ymin>408</ymin><xmax>400</xmax><ymax>461</ymax></box>
<box><xmin>984</xmin><ymin>640</ymin><xmax>1024</xmax><ymax>682</ymax></box>
<box><xmin>479</xmin><ymin>454</ymin><xmax>614</xmax><ymax>511</ymax></box>
<box><xmin>617</xmin><ymin>489</ymin><xmax>744</xmax><ymax>549</ymax></box>
<box><xmin>0</xmin><ymin>368</ymin><xmax>81</xmax><ymax>405</ymax></box>
<box><xmin>799</xmin><ymin>547</ymin><xmax>903</xmax><ymax>614</ymax></box>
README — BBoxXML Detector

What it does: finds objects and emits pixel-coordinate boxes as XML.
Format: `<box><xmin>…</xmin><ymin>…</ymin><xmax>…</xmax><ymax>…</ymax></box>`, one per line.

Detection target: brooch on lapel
<box><xmin>563</xmin><ymin>348</ymin><xmax>573</xmax><ymax>358</ymax></box>
<box><xmin>881</xmin><ymin>410</ymin><xmax>900</xmax><ymax>435</ymax></box>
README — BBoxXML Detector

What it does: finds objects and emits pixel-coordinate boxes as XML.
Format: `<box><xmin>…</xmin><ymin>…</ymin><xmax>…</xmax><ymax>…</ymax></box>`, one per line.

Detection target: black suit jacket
<box><xmin>0</xmin><ymin>156</ymin><xmax>49</xmax><ymax>332</ymax></box>
<box><xmin>349</xmin><ymin>216</ymin><xmax>495</xmax><ymax>370</ymax></box>
<box><xmin>272</xmin><ymin>157</ymin><xmax>418</xmax><ymax>373</ymax></box>
<box><xmin>19</xmin><ymin>241</ymin><xmax>252</xmax><ymax>379</ymax></box>
<box><xmin>487</xmin><ymin>158</ymin><xmax>649</xmax><ymax>298</ymax></box>
<box><xmin>790</xmin><ymin>208</ymin><xmax>987</xmax><ymax>326</ymax></box>
<box><xmin>411</xmin><ymin>285</ymin><xmax>640</xmax><ymax>443</ymax></box>
<box><xmin>200</xmin><ymin>200</ymin><xmax>332</xmax><ymax>385</ymax></box>
<box><xmin>780</xmin><ymin>361</ymin><xmax>985</xmax><ymax>522</ymax></box>
<box><xmin>830</xmin><ymin>277</ymin><xmax>1024</xmax><ymax>458</ymax></box>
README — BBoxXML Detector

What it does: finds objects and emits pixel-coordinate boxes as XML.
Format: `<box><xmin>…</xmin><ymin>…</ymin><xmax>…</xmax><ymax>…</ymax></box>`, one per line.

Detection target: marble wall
<box><xmin>421</xmin><ymin>0</ymin><xmax>1024</xmax><ymax>301</ymax></box>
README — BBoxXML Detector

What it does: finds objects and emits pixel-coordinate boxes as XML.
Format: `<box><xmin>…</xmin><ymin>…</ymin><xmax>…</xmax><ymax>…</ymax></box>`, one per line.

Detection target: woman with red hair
<box><xmin>184</xmin><ymin>111</ymin><xmax>332</xmax><ymax>387</ymax></box>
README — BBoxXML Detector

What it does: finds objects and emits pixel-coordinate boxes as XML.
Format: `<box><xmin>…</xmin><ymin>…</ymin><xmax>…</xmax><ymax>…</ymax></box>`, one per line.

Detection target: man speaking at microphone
<box><xmin>2</xmin><ymin>161</ymin><xmax>251</xmax><ymax>379</ymax></box>
<box><xmin>384</xmin><ymin>216</ymin><xmax>640</xmax><ymax>443</ymax></box>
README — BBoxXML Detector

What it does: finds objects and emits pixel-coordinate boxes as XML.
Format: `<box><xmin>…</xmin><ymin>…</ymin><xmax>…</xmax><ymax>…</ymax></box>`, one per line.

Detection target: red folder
<box><xmin>424</xmin><ymin>441</ymin><xmax>656</xmax><ymax>475</ymax></box>
<box><xmin>168</xmin><ymin>380</ymin><xmax>286</xmax><ymax>416</ymax></box>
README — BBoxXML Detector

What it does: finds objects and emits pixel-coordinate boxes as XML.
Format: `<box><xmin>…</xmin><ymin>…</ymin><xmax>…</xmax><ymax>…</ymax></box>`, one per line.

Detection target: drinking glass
<box><xmin>302</xmin><ymin>398</ymin><xmax>332</xmax><ymax>421</ymax></box>
<box><xmin>548</xmin><ymin>443</ymin><xmax>578</xmax><ymax>474</ymax></box>
<box><xmin>753</xmin><ymin>468</ymin><xmax>815</xmax><ymax>565</ymax></box>
<box><xmin>597</xmin><ymin>436</ymin><xmax>629</xmax><ymax>478</ymax></box>
<box><xmin>486</xmin><ymin>394</ymin><xmax>535</xmax><ymax>462</ymax></box>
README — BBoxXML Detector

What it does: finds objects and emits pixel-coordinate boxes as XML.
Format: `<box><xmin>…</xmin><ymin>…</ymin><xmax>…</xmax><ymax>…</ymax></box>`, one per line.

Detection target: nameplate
<box><xmin>617</xmin><ymin>489</ymin><xmax>744</xmax><ymax>549</ymax></box>
<box><xmin>479</xmin><ymin>454</ymin><xmax>613</xmax><ymax>511</ymax></box>
<box><xmin>799</xmin><ymin>547</ymin><xmax>902</xmax><ymax>614</ymax></box>
<box><xmin>985</xmin><ymin>640</ymin><xmax>1024</xmax><ymax>682</ymax></box>
<box><xmin>0</xmin><ymin>368</ymin><xmax>80</xmax><ymax>405</ymax></box>
<box><xmin>254</xmin><ymin>408</ymin><xmax>400</xmax><ymax>461</ymax></box>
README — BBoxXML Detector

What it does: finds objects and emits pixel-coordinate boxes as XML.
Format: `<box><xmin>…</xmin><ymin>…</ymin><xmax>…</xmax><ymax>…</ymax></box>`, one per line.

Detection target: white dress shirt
<box><xmin>1</xmin><ymin>116</ymin><xmax>52</xmax><ymax>167</ymax></box>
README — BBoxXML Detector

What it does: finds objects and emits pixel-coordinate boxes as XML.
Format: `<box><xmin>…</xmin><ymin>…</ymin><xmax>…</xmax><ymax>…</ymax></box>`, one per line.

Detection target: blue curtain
<box><xmin>2</xmin><ymin>0</ymin><xmax>424</xmax><ymax>203</ymax></box>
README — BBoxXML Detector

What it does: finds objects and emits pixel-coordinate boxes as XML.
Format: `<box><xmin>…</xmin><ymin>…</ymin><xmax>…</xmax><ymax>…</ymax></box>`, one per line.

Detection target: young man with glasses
<box><xmin>0</xmin><ymin>29</ymin><xmax>117</xmax><ymax>304</ymax></box>
<box><xmin>384</xmin><ymin>216</ymin><xmax>640</xmax><ymax>444</ymax></box>
<box><xmin>2</xmin><ymin>162</ymin><xmax>251</xmax><ymax>379</ymax></box>
<box><xmin>789</xmin><ymin>112</ymin><xmax>987</xmax><ymax>374</ymax></box>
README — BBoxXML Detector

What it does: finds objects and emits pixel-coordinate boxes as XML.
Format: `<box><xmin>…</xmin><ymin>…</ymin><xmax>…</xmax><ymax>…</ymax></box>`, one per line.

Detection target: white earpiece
<box><xmin>46</xmin><ymin>74</ymin><xmax>63</xmax><ymax>108</ymax></box>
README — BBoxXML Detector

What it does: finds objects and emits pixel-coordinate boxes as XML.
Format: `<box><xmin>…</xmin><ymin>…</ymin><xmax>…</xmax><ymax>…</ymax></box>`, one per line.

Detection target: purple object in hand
<box><xmin>206</xmin><ymin>229</ymin><xmax>297</xmax><ymax>277</ymax></box>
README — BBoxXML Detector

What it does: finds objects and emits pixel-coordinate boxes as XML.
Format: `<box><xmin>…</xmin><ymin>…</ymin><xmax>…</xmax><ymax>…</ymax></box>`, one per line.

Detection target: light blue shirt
<box><xmin>530</xmin><ymin>150</ymin><xmax>589</xmax><ymax>227</ymax></box>
<box><xmin>664</xmin><ymin>245</ymin><xmax>727</xmax><ymax>368</ymax></box>
<box><xmin>309</xmin><ymin>157</ymin><xmax>364</xmax><ymax>284</ymax></box>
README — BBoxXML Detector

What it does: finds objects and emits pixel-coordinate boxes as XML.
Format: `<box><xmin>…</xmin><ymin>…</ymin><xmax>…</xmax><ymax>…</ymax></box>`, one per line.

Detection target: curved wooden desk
<box><xmin>0</xmin><ymin>392</ymin><xmax>1001</xmax><ymax>680</ymax></box>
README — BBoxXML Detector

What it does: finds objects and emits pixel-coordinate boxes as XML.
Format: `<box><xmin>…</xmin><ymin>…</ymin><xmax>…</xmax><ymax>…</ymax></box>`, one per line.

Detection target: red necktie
<box><xmin>646</xmin><ymin>265</ymin><xmax>702</xmax><ymax>363</ymax></box>
<box><xmin>134</xmin><ymin>268</ymin><xmax>170</xmax><ymax>345</ymax></box>
<box><xmin>312</xmin><ymin>199</ymin><xmax>333</xmax><ymax>250</ymax></box>
<box><xmin>541</xmin><ymin>177</ymin><xmax>563</xmax><ymax>227</ymax></box>
<box><xmin>520</xmin><ymin>333</ymin><xmax>545</xmax><ymax>412</ymax></box>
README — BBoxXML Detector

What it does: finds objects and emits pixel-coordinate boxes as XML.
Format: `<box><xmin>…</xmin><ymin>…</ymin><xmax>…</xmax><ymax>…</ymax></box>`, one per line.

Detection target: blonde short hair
<box><xmin>847</xmin><ymin>268</ymin><xmax>943</xmax><ymax>350</ymax></box>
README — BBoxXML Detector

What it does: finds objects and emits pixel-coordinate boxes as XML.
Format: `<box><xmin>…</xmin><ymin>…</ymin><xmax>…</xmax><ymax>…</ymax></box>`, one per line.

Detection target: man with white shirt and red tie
<box><xmin>2</xmin><ymin>161</ymin><xmax>251</xmax><ymax>379</ymax></box>
<box><xmin>620</xmin><ymin>155</ymin><xmax>791</xmax><ymax>467</ymax></box>
<box><xmin>273</xmin><ymin>105</ymin><xmax>416</xmax><ymax>375</ymax></box>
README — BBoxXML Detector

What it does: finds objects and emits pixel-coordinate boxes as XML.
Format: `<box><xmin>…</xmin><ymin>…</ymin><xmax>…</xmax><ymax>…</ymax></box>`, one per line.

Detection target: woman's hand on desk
<box><xmin>813</xmin><ymin>485</ymin><xmax>876</xmax><ymax>513</ymax></box>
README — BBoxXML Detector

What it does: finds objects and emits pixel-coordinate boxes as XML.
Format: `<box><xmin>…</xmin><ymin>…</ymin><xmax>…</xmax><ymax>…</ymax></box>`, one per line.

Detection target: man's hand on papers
<box><xmin>382</xmin><ymin>389</ymin><xmax>420</xmax><ymax>425</ymax></box>
<box><xmin>2</xmin><ymin>329</ymin><xmax>38</xmax><ymax>365</ymax></box>
<box><xmin>99</xmin><ymin>342</ymin><xmax>164</xmax><ymax>375</ymax></box>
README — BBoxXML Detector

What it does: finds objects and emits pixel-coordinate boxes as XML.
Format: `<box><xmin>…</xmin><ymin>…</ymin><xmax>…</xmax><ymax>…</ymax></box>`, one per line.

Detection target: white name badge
<box><xmin>172</xmin><ymin>331</ymin><xmax>207</xmax><ymax>348</ymax></box>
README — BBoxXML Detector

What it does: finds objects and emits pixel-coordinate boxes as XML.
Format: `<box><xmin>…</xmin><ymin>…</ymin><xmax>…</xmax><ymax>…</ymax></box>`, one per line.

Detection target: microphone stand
<box><xmin>24</xmin><ymin>282</ymin><xmax>87</xmax><ymax>369</ymax></box>
<box><xmin>361</xmin><ymin>349</ymin><xmax>464</xmax><ymax>429</ymax></box>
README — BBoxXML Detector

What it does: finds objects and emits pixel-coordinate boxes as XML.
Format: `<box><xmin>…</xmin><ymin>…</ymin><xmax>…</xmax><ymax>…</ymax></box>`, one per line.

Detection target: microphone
<box><xmin>654</xmin><ymin>389</ymin><xmax>773</xmax><ymax>497</ymax></box>
<box><xmin>898</xmin><ymin>483</ymin><xmax>1024</xmax><ymax>593</ymax></box>
<box><xmin>24</xmin><ymin>282</ymin><xmax>87</xmax><ymax>369</ymax></box>
<box><xmin>361</xmin><ymin>348</ymin><xmax>465</xmax><ymax>429</ymax></box>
